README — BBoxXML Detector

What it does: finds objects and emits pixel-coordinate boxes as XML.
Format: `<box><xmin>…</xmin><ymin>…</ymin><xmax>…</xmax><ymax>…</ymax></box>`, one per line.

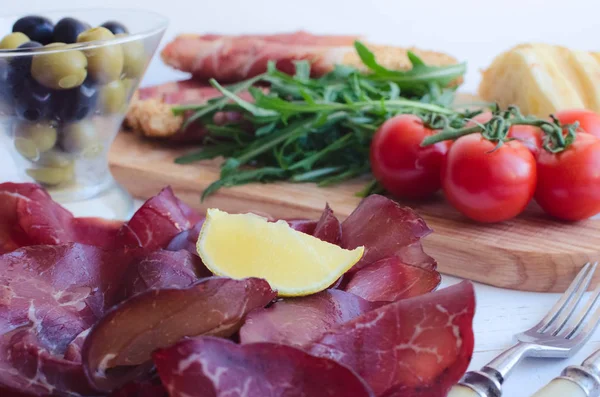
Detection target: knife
<box><xmin>529</xmin><ymin>349</ymin><xmax>600</xmax><ymax>397</ymax></box>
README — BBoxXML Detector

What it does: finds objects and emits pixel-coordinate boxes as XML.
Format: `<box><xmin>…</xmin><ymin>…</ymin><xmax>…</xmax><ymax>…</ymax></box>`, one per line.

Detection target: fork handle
<box><xmin>447</xmin><ymin>369</ymin><xmax>502</xmax><ymax>397</ymax></box>
<box><xmin>530</xmin><ymin>365</ymin><xmax>600</xmax><ymax>397</ymax></box>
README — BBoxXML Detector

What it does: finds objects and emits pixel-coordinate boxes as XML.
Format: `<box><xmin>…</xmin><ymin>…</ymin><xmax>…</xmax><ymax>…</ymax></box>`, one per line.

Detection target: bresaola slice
<box><xmin>115</xmin><ymin>186</ymin><xmax>202</xmax><ymax>252</ymax></box>
<box><xmin>341</xmin><ymin>194</ymin><xmax>437</xmax><ymax>271</ymax></box>
<box><xmin>82</xmin><ymin>277</ymin><xmax>276</xmax><ymax>391</ymax></box>
<box><xmin>312</xmin><ymin>203</ymin><xmax>342</xmax><ymax>244</ymax></box>
<box><xmin>153</xmin><ymin>337</ymin><xmax>375</xmax><ymax>397</ymax></box>
<box><xmin>0</xmin><ymin>243</ymin><xmax>130</xmax><ymax>395</ymax></box>
<box><xmin>344</xmin><ymin>257</ymin><xmax>441</xmax><ymax>302</ymax></box>
<box><xmin>308</xmin><ymin>281</ymin><xmax>476</xmax><ymax>396</ymax></box>
<box><xmin>0</xmin><ymin>183</ymin><xmax>122</xmax><ymax>254</ymax></box>
<box><xmin>239</xmin><ymin>290</ymin><xmax>382</xmax><ymax>347</ymax></box>
<box><xmin>115</xmin><ymin>249</ymin><xmax>212</xmax><ymax>301</ymax></box>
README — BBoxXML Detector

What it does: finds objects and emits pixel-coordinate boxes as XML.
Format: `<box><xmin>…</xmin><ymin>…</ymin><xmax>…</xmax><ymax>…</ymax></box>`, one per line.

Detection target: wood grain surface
<box><xmin>109</xmin><ymin>131</ymin><xmax>600</xmax><ymax>293</ymax></box>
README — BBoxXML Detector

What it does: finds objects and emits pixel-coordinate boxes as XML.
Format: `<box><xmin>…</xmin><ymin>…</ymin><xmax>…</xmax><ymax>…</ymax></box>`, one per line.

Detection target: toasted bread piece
<box><xmin>479</xmin><ymin>43</ymin><xmax>600</xmax><ymax>117</ymax></box>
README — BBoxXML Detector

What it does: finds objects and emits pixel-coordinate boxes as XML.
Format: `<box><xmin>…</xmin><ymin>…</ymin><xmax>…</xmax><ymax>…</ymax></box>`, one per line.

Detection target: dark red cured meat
<box><xmin>0</xmin><ymin>243</ymin><xmax>130</xmax><ymax>396</ymax></box>
<box><xmin>153</xmin><ymin>336</ymin><xmax>375</xmax><ymax>397</ymax></box>
<box><xmin>308</xmin><ymin>281</ymin><xmax>476</xmax><ymax>397</ymax></box>
<box><xmin>115</xmin><ymin>186</ymin><xmax>202</xmax><ymax>253</ymax></box>
<box><xmin>109</xmin><ymin>378</ymin><xmax>167</xmax><ymax>397</ymax></box>
<box><xmin>166</xmin><ymin>220</ymin><xmax>204</xmax><ymax>255</ymax></box>
<box><xmin>161</xmin><ymin>31</ymin><xmax>359</xmax><ymax>83</ymax></box>
<box><xmin>114</xmin><ymin>249</ymin><xmax>212</xmax><ymax>302</ymax></box>
<box><xmin>0</xmin><ymin>183</ymin><xmax>122</xmax><ymax>254</ymax></box>
<box><xmin>312</xmin><ymin>203</ymin><xmax>341</xmax><ymax>244</ymax></box>
<box><xmin>286</xmin><ymin>219</ymin><xmax>317</xmax><ymax>235</ymax></box>
<box><xmin>341</xmin><ymin>194</ymin><xmax>437</xmax><ymax>271</ymax></box>
<box><xmin>344</xmin><ymin>257</ymin><xmax>441</xmax><ymax>302</ymax></box>
<box><xmin>82</xmin><ymin>277</ymin><xmax>276</xmax><ymax>391</ymax></box>
<box><xmin>239</xmin><ymin>289</ymin><xmax>382</xmax><ymax>348</ymax></box>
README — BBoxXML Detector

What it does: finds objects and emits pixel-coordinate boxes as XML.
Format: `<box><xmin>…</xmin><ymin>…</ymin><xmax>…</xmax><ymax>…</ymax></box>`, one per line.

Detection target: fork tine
<box><xmin>535</xmin><ymin>262</ymin><xmax>592</xmax><ymax>333</ymax></box>
<box><xmin>562</xmin><ymin>269</ymin><xmax>600</xmax><ymax>339</ymax></box>
<box><xmin>546</xmin><ymin>262</ymin><xmax>597</xmax><ymax>335</ymax></box>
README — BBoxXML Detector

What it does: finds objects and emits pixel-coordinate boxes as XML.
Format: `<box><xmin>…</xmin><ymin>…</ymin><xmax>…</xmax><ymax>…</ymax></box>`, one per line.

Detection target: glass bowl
<box><xmin>0</xmin><ymin>9</ymin><xmax>167</xmax><ymax>219</ymax></box>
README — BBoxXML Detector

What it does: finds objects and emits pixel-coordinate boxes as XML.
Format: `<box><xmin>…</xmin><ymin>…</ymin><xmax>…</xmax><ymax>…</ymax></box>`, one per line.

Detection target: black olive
<box><xmin>51</xmin><ymin>78</ymin><xmax>98</xmax><ymax>122</ymax></box>
<box><xmin>9</xmin><ymin>41</ymin><xmax>43</xmax><ymax>83</ymax></box>
<box><xmin>12</xmin><ymin>16</ymin><xmax>54</xmax><ymax>45</ymax></box>
<box><xmin>53</xmin><ymin>17</ymin><xmax>90</xmax><ymax>44</ymax></box>
<box><xmin>13</xmin><ymin>77</ymin><xmax>52</xmax><ymax>122</ymax></box>
<box><xmin>100</xmin><ymin>21</ymin><xmax>128</xmax><ymax>35</ymax></box>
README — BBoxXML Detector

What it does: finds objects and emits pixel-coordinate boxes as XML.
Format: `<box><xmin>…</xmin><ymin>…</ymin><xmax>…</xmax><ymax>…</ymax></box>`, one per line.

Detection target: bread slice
<box><xmin>479</xmin><ymin>43</ymin><xmax>600</xmax><ymax>117</ymax></box>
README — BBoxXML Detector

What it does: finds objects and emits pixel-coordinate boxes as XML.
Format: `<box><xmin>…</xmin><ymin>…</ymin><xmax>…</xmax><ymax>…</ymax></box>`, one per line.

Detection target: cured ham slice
<box><xmin>0</xmin><ymin>243</ymin><xmax>130</xmax><ymax>395</ymax></box>
<box><xmin>341</xmin><ymin>194</ymin><xmax>437</xmax><ymax>271</ymax></box>
<box><xmin>82</xmin><ymin>277</ymin><xmax>276</xmax><ymax>391</ymax></box>
<box><xmin>312</xmin><ymin>203</ymin><xmax>342</xmax><ymax>244</ymax></box>
<box><xmin>153</xmin><ymin>336</ymin><xmax>375</xmax><ymax>397</ymax></box>
<box><xmin>166</xmin><ymin>220</ymin><xmax>204</xmax><ymax>255</ymax></box>
<box><xmin>0</xmin><ymin>182</ymin><xmax>121</xmax><ymax>254</ymax></box>
<box><xmin>115</xmin><ymin>186</ymin><xmax>202</xmax><ymax>252</ymax></box>
<box><xmin>344</xmin><ymin>257</ymin><xmax>441</xmax><ymax>302</ymax></box>
<box><xmin>239</xmin><ymin>289</ymin><xmax>382</xmax><ymax>347</ymax></box>
<box><xmin>308</xmin><ymin>281</ymin><xmax>476</xmax><ymax>396</ymax></box>
<box><xmin>161</xmin><ymin>32</ymin><xmax>359</xmax><ymax>83</ymax></box>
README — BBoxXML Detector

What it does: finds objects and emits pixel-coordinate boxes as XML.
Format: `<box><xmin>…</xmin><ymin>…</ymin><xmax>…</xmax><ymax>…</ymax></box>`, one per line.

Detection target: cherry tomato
<box><xmin>555</xmin><ymin>109</ymin><xmax>600</xmax><ymax>139</ymax></box>
<box><xmin>441</xmin><ymin>134</ymin><xmax>537</xmax><ymax>223</ymax></box>
<box><xmin>535</xmin><ymin>132</ymin><xmax>600</xmax><ymax>221</ymax></box>
<box><xmin>370</xmin><ymin>115</ymin><xmax>450</xmax><ymax>199</ymax></box>
<box><xmin>507</xmin><ymin>125</ymin><xmax>543</xmax><ymax>156</ymax></box>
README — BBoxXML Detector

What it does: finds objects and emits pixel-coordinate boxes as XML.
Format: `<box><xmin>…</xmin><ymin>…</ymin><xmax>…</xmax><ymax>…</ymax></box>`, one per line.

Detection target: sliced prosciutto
<box><xmin>115</xmin><ymin>186</ymin><xmax>202</xmax><ymax>252</ymax></box>
<box><xmin>82</xmin><ymin>277</ymin><xmax>276</xmax><ymax>391</ymax></box>
<box><xmin>160</xmin><ymin>32</ymin><xmax>360</xmax><ymax>83</ymax></box>
<box><xmin>0</xmin><ymin>243</ymin><xmax>130</xmax><ymax>396</ymax></box>
<box><xmin>308</xmin><ymin>281</ymin><xmax>476</xmax><ymax>397</ymax></box>
<box><xmin>0</xmin><ymin>182</ymin><xmax>121</xmax><ymax>254</ymax></box>
<box><xmin>344</xmin><ymin>257</ymin><xmax>441</xmax><ymax>302</ymax></box>
<box><xmin>239</xmin><ymin>290</ymin><xmax>382</xmax><ymax>347</ymax></box>
<box><xmin>153</xmin><ymin>336</ymin><xmax>375</xmax><ymax>397</ymax></box>
<box><xmin>341</xmin><ymin>194</ymin><xmax>436</xmax><ymax>271</ymax></box>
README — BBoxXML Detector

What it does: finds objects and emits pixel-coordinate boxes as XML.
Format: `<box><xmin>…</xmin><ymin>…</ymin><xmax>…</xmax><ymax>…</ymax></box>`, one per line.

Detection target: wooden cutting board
<box><xmin>109</xmin><ymin>131</ymin><xmax>600</xmax><ymax>293</ymax></box>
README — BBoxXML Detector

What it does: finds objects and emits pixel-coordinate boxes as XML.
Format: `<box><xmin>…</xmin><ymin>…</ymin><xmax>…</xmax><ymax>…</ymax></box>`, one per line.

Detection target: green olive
<box><xmin>77</xmin><ymin>27</ymin><xmax>123</xmax><ymax>84</ymax></box>
<box><xmin>98</xmin><ymin>80</ymin><xmax>126</xmax><ymax>114</ymax></box>
<box><xmin>60</xmin><ymin>121</ymin><xmax>102</xmax><ymax>155</ymax></box>
<box><xmin>26</xmin><ymin>165</ymin><xmax>74</xmax><ymax>186</ymax></box>
<box><xmin>15</xmin><ymin>123</ymin><xmax>57</xmax><ymax>152</ymax></box>
<box><xmin>31</xmin><ymin>44</ymin><xmax>88</xmax><ymax>89</ymax></box>
<box><xmin>0</xmin><ymin>32</ymin><xmax>29</xmax><ymax>49</ymax></box>
<box><xmin>116</xmin><ymin>33</ymin><xmax>146</xmax><ymax>78</ymax></box>
<box><xmin>37</xmin><ymin>151</ymin><xmax>73</xmax><ymax>168</ymax></box>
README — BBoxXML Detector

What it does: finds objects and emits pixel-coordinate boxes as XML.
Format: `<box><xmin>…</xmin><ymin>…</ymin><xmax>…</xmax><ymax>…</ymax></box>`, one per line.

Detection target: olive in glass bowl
<box><xmin>0</xmin><ymin>9</ymin><xmax>167</xmax><ymax>219</ymax></box>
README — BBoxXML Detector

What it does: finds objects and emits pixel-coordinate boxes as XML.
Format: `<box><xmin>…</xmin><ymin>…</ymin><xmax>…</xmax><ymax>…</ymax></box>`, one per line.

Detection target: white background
<box><xmin>3</xmin><ymin>1</ymin><xmax>600</xmax><ymax>396</ymax></box>
<box><xmin>5</xmin><ymin>0</ymin><xmax>600</xmax><ymax>93</ymax></box>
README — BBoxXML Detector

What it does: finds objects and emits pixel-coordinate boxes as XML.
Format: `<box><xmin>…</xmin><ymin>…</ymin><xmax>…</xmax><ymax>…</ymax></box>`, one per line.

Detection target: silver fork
<box><xmin>448</xmin><ymin>262</ymin><xmax>600</xmax><ymax>397</ymax></box>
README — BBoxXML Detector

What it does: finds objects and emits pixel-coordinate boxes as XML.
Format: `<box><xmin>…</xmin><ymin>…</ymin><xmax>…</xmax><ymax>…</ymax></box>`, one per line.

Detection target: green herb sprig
<box><xmin>173</xmin><ymin>41</ymin><xmax>471</xmax><ymax>200</ymax></box>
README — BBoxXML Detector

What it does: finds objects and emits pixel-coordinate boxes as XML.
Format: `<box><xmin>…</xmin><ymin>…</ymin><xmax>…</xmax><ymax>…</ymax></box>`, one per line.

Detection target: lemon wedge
<box><xmin>197</xmin><ymin>209</ymin><xmax>364</xmax><ymax>297</ymax></box>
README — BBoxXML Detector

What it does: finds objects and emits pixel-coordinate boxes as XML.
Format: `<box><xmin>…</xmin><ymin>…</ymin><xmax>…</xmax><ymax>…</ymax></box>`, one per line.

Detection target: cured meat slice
<box><xmin>312</xmin><ymin>203</ymin><xmax>341</xmax><ymax>244</ymax></box>
<box><xmin>0</xmin><ymin>182</ymin><xmax>122</xmax><ymax>254</ymax></box>
<box><xmin>115</xmin><ymin>249</ymin><xmax>211</xmax><ymax>301</ymax></box>
<box><xmin>0</xmin><ymin>243</ymin><xmax>130</xmax><ymax>395</ymax></box>
<box><xmin>341</xmin><ymin>194</ymin><xmax>436</xmax><ymax>271</ymax></box>
<box><xmin>166</xmin><ymin>220</ymin><xmax>204</xmax><ymax>255</ymax></box>
<box><xmin>308</xmin><ymin>281</ymin><xmax>476</xmax><ymax>397</ymax></box>
<box><xmin>109</xmin><ymin>378</ymin><xmax>167</xmax><ymax>397</ymax></box>
<box><xmin>344</xmin><ymin>257</ymin><xmax>441</xmax><ymax>302</ymax></box>
<box><xmin>160</xmin><ymin>32</ymin><xmax>359</xmax><ymax>83</ymax></box>
<box><xmin>239</xmin><ymin>289</ymin><xmax>382</xmax><ymax>347</ymax></box>
<box><xmin>82</xmin><ymin>277</ymin><xmax>276</xmax><ymax>391</ymax></box>
<box><xmin>115</xmin><ymin>186</ymin><xmax>202</xmax><ymax>252</ymax></box>
<box><xmin>286</xmin><ymin>219</ymin><xmax>317</xmax><ymax>235</ymax></box>
<box><xmin>153</xmin><ymin>336</ymin><xmax>375</xmax><ymax>397</ymax></box>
